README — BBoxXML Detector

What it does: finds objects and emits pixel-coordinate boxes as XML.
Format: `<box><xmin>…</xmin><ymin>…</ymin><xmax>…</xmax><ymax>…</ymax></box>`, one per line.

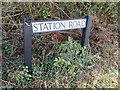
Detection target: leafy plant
<box><xmin>53</xmin><ymin>36</ymin><xmax>100</xmax><ymax>87</ymax></box>
<box><xmin>42</xmin><ymin>7</ymin><xmax>51</xmax><ymax>19</ymax></box>
<box><xmin>7</xmin><ymin>66</ymin><xmax>33</xmax><ymax>88</ymax></box>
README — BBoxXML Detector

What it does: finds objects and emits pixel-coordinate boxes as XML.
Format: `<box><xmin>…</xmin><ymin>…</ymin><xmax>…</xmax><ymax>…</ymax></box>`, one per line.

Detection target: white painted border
<box><xmin>32</xmin><ymin>19</ymin><xmax>87</xmax><ymax>33</ymax></box>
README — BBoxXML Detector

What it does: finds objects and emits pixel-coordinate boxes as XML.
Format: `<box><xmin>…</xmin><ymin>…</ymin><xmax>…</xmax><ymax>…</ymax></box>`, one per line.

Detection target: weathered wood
<box><xmin>23</xmin><ymin>18</ymin><xmax>32</xmax><ymax>75</ymax></box>
<box><xmin>81</xmin><ymin>16</ymin><xmax>92</xmax><ymax>47</ymax></box>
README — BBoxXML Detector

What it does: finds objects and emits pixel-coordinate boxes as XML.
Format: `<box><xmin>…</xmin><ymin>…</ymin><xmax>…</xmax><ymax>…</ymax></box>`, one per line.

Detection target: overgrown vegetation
<box><xmin>1</xmin><ymin>2</ymin><xmax>119</xmax><ymax>88</ymax></box>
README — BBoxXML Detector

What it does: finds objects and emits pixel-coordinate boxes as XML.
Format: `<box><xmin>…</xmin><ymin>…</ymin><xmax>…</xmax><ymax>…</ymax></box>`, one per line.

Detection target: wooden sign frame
<box><xmin>23</xmin><ymin>16</ymin><xmax>92</xmax><ymax>74</ymax></box>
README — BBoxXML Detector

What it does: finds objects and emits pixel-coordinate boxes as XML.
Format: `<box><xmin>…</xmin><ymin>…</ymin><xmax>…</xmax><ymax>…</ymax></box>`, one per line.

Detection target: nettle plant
<box><xmin>54</xmin><ymin>36</ymin><xmax>99</xmax><ymax>69</ymax></box>
<box><xmin>53</xmin><ymin>37</ymin><xmax>100</xmax><ymax>84</ymax></box>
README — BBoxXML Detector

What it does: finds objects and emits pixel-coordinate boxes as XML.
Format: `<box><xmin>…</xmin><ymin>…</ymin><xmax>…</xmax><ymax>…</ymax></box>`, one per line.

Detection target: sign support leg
<box><xmin>81</xmin><ymin>16</ymin><xmax>92</xmax><ymax>47</ymax></box>
<box><xmin>23</xmin><ymin>18</ymin><xmax>32</xmax><ymax>75</ymax></box>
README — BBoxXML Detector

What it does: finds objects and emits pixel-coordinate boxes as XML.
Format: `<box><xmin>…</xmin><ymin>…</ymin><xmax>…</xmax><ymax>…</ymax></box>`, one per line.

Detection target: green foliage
<box><xmin>42</xmin><ymin>7</ymin><xmax>51</xmax><ymax>19</ymax></box>
<box><xmin>3</xmin><ymin>35</ymin><xmax>118</xmax><ymax>88</ymax></box>
<box><xmin>53</xmin><ymin>36</ymin><xmax>100</xmax><ymax>87</ymax></box>
<box><xmin>32</xmin><ymin>57</ymin><xmax>55</xmax><ymax>80</ymax></box>
<box><xmin>7</xmin><ymin>66</ymin><xmax>33</xmax><ymax>88</ymax></box>
<box><xmin>54</xmin><ymin>36</ymin><xmax>99</xmax><ymax>68</ymax></box>
<box><xmin>2</xmin><ymin>2</ymin><xmax>118</xmax><ymax>24</ymax></box>
<box><xmin>57</xmin><ymin>2</ymin><xmax>118</xmax><ymax>24</ymax></box>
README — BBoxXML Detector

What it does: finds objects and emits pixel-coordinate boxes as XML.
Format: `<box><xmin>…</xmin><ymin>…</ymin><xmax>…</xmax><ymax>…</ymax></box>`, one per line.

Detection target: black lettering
<box><xmin>55</xmin><ymin>22</ymin><xmax>60</xmax><ymax>29</ymax></box>
<box><xmin>82</xmin><ymin>20</ymin><xmax>86</xmax><ymax>27</ymax></box>
<box><xmin>73</xmin><ymin>21</ymin><xmax>77</xmax><ymax>27</ymax></box>
<box><xmin>78</xmin><ymin>21</ymin><xmax>81</xmax><ymax>27</ymax></box>
<box><xmin>43</xmin><ymin>23</ymin><xmax>49</xmax><ymax>30</ymax></box>
<box><xmin>47</xmin><ymin>23</ymin><xmax>52</xmax><ymax>30</ymax></box>
<box><xmin>53</xmin><ymin>22</ymin><xmax>56</xmax><ymax>29</ymax></box>
<box><xmin>39</xmin><ymin>23</ymin><xmax>43</xmax><ymax>31</ymax></box>
<box><xmin>60</xmin><ymin>22</ymin><xmax>65</xmax><ymax>28</ymax></box>
<box><xmin>33</xmin><ymin>24</ymin><xmax>38</xmax><ymax>32</ymax></box>
<box><xmin>69</xmin><ymin>21</ymin><xmax>73</xmax><ymax>28</ymax></box>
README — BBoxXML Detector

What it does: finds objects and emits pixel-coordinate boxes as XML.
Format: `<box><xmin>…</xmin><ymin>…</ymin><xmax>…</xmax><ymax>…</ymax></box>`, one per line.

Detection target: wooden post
<box><xmin>81</xmin><ymin>16</ymin><xmax>92</xmax><ymax>47</ymax></box>
<box><xmin>23</xmin><ymin>18</ymin><xmax>32</xmax><ymax>75</ymax></box>
<box><xmin>23</xmin><ymin>16</ymin><xmax>92</xmax><ymax>75</ymax></box>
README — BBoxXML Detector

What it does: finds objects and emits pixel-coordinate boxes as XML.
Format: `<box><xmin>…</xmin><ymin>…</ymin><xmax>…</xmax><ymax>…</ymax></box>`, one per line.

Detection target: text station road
<box><xmin>32</xmin><ymin>19</ymin><xmax>87</xmax><ymax>33</ymax></box>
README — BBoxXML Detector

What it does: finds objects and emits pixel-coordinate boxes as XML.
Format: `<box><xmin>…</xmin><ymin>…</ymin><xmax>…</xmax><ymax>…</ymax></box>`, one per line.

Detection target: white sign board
<box><xmin>32</xmin><ymin>19</ymin><xmax>86</xmax><ymax>33</ymax></box>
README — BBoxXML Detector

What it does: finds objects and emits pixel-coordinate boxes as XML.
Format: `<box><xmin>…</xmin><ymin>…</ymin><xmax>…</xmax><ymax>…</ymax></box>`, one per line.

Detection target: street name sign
<box><xmin>23</xmin><ymin>16</ymin><xmax>92</xmax><ymax>74</ymax></box>
<box><xmin>32</xmin><ymin>19</ymin><xmax>86</xmax><ymax>33</ymax></box>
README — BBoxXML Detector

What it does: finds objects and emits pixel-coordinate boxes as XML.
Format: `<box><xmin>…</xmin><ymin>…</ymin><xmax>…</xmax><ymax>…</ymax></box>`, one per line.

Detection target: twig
<box><xmin>1</xmin><ymin>12</ymin><xmax>23</xmax><ymax>19</ymax></box>
<box><xmin>7</xmin><ymin>14</ymin><xmax>19</xmax><ymax>29</ymax></box>
<box><xmin>50</xmin><ymin>2</ymin><xmax>71</xmax><ymax>19</ymax></box>
<box><xmin>2</xmin><ymin>23</ymin><xmax>22</xmax><ymax>25</ymax></box>
<box><xmin>0</xmin><ymin>79</ymin><xmax>16</xmax><ymax>87</ymax></box>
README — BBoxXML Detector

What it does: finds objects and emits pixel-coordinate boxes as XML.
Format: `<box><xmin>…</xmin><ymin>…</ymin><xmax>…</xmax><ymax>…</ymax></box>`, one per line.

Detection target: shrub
<box><xmin>53</xmin><ymin>36</ymin><xmax>100</xmax><ymax>87</ymax></box>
